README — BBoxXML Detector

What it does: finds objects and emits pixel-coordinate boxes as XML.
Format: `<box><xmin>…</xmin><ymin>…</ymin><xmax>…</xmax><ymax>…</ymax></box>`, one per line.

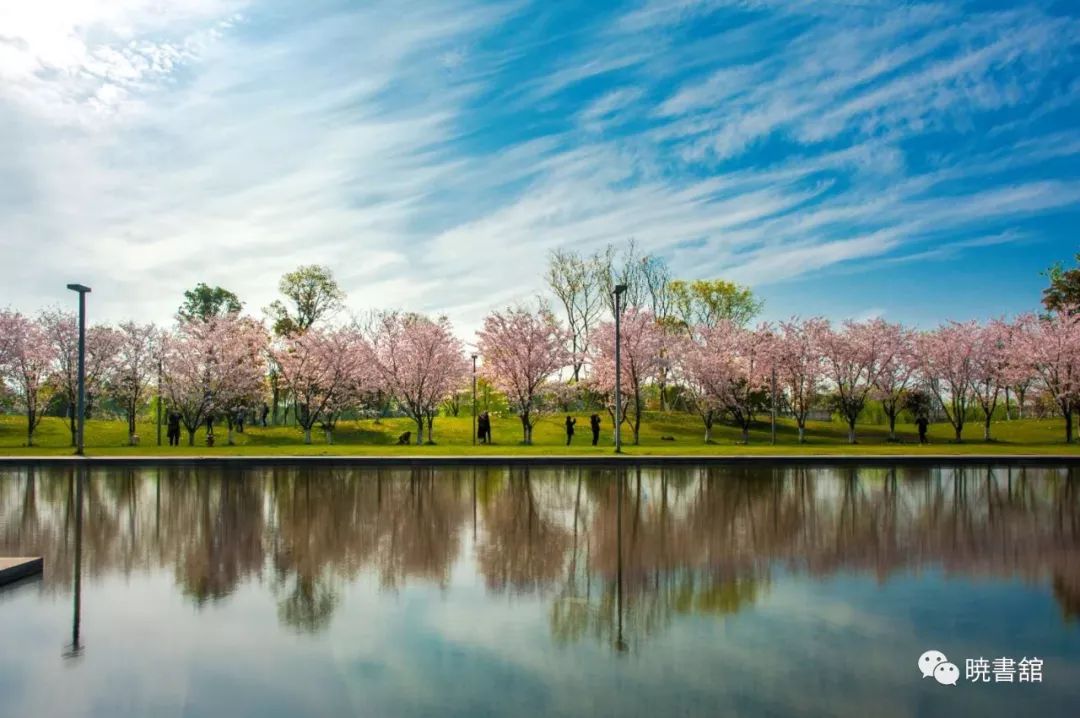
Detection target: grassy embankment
<box><xmin>0</xmin><ymin>412</ymin><xmax>1076</xmax><ymax>456</ymax></box>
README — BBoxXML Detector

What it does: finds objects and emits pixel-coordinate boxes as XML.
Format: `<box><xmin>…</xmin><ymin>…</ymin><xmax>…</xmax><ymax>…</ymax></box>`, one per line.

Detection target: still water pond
<box><xmin>1</xmin><ymin>464</ymin><xmax>1078</xmax><ymax>717</ymax></box>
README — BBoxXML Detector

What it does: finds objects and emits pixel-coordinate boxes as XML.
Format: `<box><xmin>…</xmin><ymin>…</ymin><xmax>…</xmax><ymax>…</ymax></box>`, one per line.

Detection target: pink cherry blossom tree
<box><xmin>915</xmin><ymin>321</ymin><xmax>980</xmax><ymax>442</ymax></box>
<box><xmin>39</xmin><ymin>309</ymin><xmax>122</xmax><ymax>444</ymax></box>
<box><xmin>1000</xmin><ymin>318</ymin><xmax>1037</xmax><ymax>420</ymax></box>
<box><xmin>590</xmin><ymin>308</ymin><xmax>667</xmax><ymax>445</ymax></box>
<box><xmin>162</xmin><ymin>316</ymin><xmax>269</xmax><ymax>446</ymax></box>
<box><xmin>772</xmin><ymin>317</ymin><xmax>829</xmax><ymax>443</ymax></box>
<box><xmin>870</xmin><ymin>321</ymin><xmax>917</xmax><ymax>441</ymax></box>
<box><xmin>820</xmin><ymin>319</ymin><xmax>894</xmax><ymax>444</ymax></box>
<box><xmin>0</xmin><ymin>311</ymin><xmax>58</xmax><ymax>446</ymax></box>
<box><xmin>107</xmin><ymin>322</ymin><xmax>162</xmax><ymax>445</ymax></box>
<box><xmin>273</xmin><ymin>326</ymin><xmax>372</xmax><ymax>444</ymax></box>
<box><xmin>477</xmin><ymin>305</ymin><xmax>570</xmax><ymax>444</ymax></box>
<box><xmin>371</xmin><ymin>312</ymin><xmax>468</xmax><ymax>444</ymax></box>
<box><xmin>970</xmin><ymin>320</ymin><xmax>1010</xmax><ymax>441</ymax></box>
<box><xmin>1013</xmin><ymin>313</ymin><xmax>1080</xmax><ymax>443</ymax></box>
<box><xmin>676</xmin><ymin>321</ymin><xmax>773</xmax><ymax>444</ymax></box>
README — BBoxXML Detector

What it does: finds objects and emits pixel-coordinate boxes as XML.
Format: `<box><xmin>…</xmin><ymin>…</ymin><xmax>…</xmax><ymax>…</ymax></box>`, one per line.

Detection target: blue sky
<box><xmin>1</xmin><ymin>0</ymin><xmax>1078</xmax><ymax>331</ymax></box>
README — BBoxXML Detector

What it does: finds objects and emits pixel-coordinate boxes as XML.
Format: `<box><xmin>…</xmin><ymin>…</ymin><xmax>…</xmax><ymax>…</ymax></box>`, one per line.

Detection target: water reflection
<box><xmin>1</xmin><ymin>464</ymin><xmax>1078</xmax><ymax>651</ymax></box>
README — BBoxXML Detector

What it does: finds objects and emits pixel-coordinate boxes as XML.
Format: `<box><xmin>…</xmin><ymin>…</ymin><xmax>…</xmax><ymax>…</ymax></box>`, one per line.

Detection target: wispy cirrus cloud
<box><xmin>1</xmin><ymin>0</ymin><xmax>1078</xmax><ymax>331</ymax></box>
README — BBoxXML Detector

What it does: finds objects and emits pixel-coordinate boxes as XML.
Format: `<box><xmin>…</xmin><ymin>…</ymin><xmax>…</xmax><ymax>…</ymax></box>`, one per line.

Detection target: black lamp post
<box><xmin>66</xmin><ymin>284</ymin><xmax>91</xmax><ymax>456</ymax></box>
<box><xmin>471</xmin><ymin>354</ymin><xmax>478</xmax><ymax>446</ymax></box>
<box><xmin>613</xmin><ymin>284</ymin><xmax>627</xmax><ymax>453</ymax></box>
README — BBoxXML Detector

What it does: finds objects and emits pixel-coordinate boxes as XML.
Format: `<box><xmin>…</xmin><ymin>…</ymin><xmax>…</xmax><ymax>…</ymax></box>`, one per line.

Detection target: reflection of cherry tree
<box><xmin>477</xmin><ymin>467</ymin><xmax>571</xmax><ymax>593</ymax></box>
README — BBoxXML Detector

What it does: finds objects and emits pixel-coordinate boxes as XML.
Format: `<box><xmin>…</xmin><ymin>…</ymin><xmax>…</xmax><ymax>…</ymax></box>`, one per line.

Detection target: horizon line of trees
<box><xmin>2</xmin><ymin>245</ymin><xmax>1079</xmax><ymax>447</ymax></box>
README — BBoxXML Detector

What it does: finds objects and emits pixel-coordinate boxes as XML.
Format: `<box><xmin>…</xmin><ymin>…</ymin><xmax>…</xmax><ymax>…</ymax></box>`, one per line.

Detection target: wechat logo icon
<box><xmin>919</xmin><ymin>650</ymin><xmax>959</xmax><ymax>686</ymax></box>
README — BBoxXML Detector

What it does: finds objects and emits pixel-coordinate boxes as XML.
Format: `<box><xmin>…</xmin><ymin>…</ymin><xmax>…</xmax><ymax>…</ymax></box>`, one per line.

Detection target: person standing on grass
<box><xmin>590</xmin><ymin>414</ymin><xmax>601</xmax><ymax>446</ymax></box>
<box><xmin>260</xmin><ymin>403</ymin><xmax>270</xmax><ymax>427</ymax></box>
<box><xmin>916</xmin><ymin>415</ymin><xmax>929</xmax><ymax>444</ymax></box>
<box><xmin>167</xmin><ymin>410</ymin><xmax>182</xmax><ymax>447</ymax></box>
<box><xmin>565</xmin><ymin>415</ymin><xmax>577</xmax><ymax>446</ymax></box>
<box><xmin>478</xmin><ymin>412</ymin><xmax>489</xmax><ymax>444</ymax></box>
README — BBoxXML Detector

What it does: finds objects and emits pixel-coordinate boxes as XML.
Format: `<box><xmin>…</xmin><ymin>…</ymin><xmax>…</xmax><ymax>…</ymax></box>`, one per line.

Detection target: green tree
<box><xmin>1043</xmin><ymin>254</ymin><xmax>1080</xmax><ymax>315</ymax></box>
<box><xmin>668</xmin><ymin>279</ymin><xmax>762</xmax><ymax>330</ymax></box>
<box><xmin>178</xmin><ymin>283</ymin><xmax>242</xmax><ymax>321</ymax></box>
<box><xmin>266</xmin><ymin>265</ymin><xmax>345</xmax><ymax>336</ymax></box>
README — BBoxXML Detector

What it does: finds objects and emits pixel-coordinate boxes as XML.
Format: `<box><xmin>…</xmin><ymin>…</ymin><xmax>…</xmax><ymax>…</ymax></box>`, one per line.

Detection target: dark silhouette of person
<box><xmin>565</xmin><ymin>416</ymin><xmax>577</xmax><ymax>446</ymax></box>
<box><xmin>479</xmin><ymin>412</ymin><xmax>491</xmax><ymax>444</ymax></box>
<box><xmin>234</xmin><ymin>407</ymin><xmax>245</xmax><ymax>434</ymax></box>
<box><xmin>260</xmin><ymin>403</ymin><xmax>270</xmax><ymax>427</ymax></box>
<box><xmin>590</xmin><ymin>414</ymin><xmax>601</xmax><ymax>446</ymax></box>
<box><xmin>205</xmin><ymin>413</ymin><xmax>214</xmax><ymax>438</ymax></box>
<box><xmin>916</xmin><ymin>415</ymin><xmax>929</xmax><ymax>444</ymax></box>
<box><xmin>167</xmin><ymin>411</ymin><xmax>182</xmax><ymax>447</ymax></box>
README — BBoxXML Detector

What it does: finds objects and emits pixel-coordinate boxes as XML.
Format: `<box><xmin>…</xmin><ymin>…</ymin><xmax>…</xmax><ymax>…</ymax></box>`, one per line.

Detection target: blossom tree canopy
<box><xmin>820</xmin><ymin>319</ymin><xmax>895</xmax><ymax>444</ymax></box>
<box><xmin>108</xmin><ymin>322</ymin><xmax>161</xmax><ymax>444</ymax></box>
<box><xmin>1013</xmin><ymin>312</ymin><xmax>1080</xmax><ymax>443</ymax></box>
<box><xmin>869</xmin><ymin>320</ymin><xmax>917</xmax><ymax>441</ymax></box>
<box><xmin>916</xmin><ymin>321</ymin><xmax>981</xmax><ymax>442</ymax></box>
<box><xmin>162</xmin><ymin>315</ymin><xmax>269</xmax><ymax>445</ymax></box>
<box><xmin>273</xmin><ymin>326</ymin><xmax>373</xmax><ymax>444</ymax></box>
<box><xmin>0</xmin><ymin>310</ymin><xmax>58</xmax><ymax>446</ymax></box>
<box><xmin>477</xmin><ymin>305</ymin><xmax>570</xmax><ymax>444</ymax></box>
<box><xmin>970</xmin><ymin>319</ymin><xmax>1010</xmax><ymax>441</ymax></box>
<box><xmin>774</xmin><ymin>317</ymin><xmax>830</xmax><ymax>443</ymax></box>
<box><xmin>40</xmin><ymin>309</ymin><xmax>122</xmax><ymax>444</ymax></box>
<box><xmin>590</xmin><ymin>308</ymin><xmax>667</xmax><ymax>445</ymax></box>
<box><xmin>372</xmin><ymin>312</ymin><xmax>468</xmax><ymax>445</ymax></box>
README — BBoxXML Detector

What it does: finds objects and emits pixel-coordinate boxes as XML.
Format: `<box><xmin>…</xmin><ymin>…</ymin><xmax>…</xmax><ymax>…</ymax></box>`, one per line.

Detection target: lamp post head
<box><xmin>66</xmin><ymin>283</ymin><xmax>92</xmax><ymax>294</ymax></box>
<box><xmin>613</xmin><ymin>284</ymin><xmax>628</xmax><ymax>296</ymax></box>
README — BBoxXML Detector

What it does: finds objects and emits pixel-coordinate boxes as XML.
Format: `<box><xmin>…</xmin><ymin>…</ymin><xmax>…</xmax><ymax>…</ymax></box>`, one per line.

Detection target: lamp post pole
<box><xmin>66</xmin><ymin>284</ymin><xmax>91</xmax><ymax>456</ymax></box>
<box><xmin>471</xmin><ymin>354</ymin><xmax>478</xmax><ymax>446</ymax></box>
<box><xmin>156</xmin><ymin>356</ymin><xmax>163</xmax><ymax>446</ymax></box>
<box><xmin>613</xmin><ymin>284</ymin><xmax>627</xmax><ymax>454</ymax></box>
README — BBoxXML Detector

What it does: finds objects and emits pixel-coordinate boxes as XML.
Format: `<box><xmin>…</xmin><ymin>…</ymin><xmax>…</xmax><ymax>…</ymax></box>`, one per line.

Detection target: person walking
<box><xmin>167</xmin><ymin>410</ymin><xmax>182</xmax><ymax>447</ymax></box>
<box><xmin>590</xmin><ymin>414</ymin><xmax>601</xmax><ymax>446</ymax></box>
<box><xmin>565</xmin><ymin>415</ymin><xmax>577</xmax><ymax>446</ymax></box>
<box><xmin>916</xmin><ymin>415</ymin><xmax>929</xmax><ymax>444</ymax></box>
<box><xmin>260</xmin><ymin>403</ymin><xmax>270</xmax><ymax>427</ymax></box>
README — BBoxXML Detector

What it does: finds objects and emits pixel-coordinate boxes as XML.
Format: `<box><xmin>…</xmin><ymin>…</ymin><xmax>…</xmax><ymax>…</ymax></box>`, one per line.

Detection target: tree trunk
<box><xmin>983</xmin><ymin>415</ymin><xmax>991</xmax><ymax>442</ymax></box>
<box><xmin>1065</xmin><ymin>407</ymin><xmax>1074</xmax><ymax>444</ymax></box>
<box><xmin>798</xmin><ymin>424</ymin><xmax>806</xmax><ymax>443</ymax></box>
<box><xmin>703</xmin><ymin>423</ymin><xmax>711</xmax><ymax>444</ymax></box>
<box><xmin>954</xmin><ymin>425</ymin><xmax>963</xmax><ymax>443</ymax></box>
<box><xmin>416</xmin><ymin>419</ymin><xmax>424</xmax><ymax>445</ymax></box>
<box><xmin>303</xmin><ymin>427</ymin><xmax>312</xmax><ymax>444</ymax></box>
<box><xmin>741</xmin><ymin>426</ymin><xmax>749</xmax><ymax>444</ymax></box>
<box><xmin>847</xmin><ymin>419</ymin><xmax>857</xmax><ymax>444</ymax></box>
<box><xmin>886</xmin><ymin>412</ymin><xmax>897</xmax><ymax>442</ymax></box>
<box><xmin>1017</xmin><ymin>388</ymin><xmax>1026</xmax><ymax>419</ymax></box>
<box><xmin>187</xmin><ymin>428</ymin><xmax>196</xmax><ymax>446</ymax></box>
<box><xmin>27</xmin><ymin>408</ymin><xmax>35</xmax><ymax>447</ymax></box>
<box><xmin>325</xmin><ymin>429</ymin><xmax>333</xmax><ymax>444</ymax></box>
<box><xmin>227</xmin><ymin>428</ymin><xmax>235</xmax><ymax>446</ymax></box>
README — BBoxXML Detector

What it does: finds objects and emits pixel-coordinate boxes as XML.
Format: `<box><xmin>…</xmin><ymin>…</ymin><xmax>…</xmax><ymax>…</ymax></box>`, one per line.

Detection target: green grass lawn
<box><xmin>0</xmin><ymin>411</ymin><xmax>1077</xmax><ymax>456</ymax></box>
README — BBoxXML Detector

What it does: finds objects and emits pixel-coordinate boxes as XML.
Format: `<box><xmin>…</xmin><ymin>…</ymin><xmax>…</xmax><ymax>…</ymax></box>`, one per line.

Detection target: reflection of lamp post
<box><xmin>615</xmin><ymin>470</ymin><xmax>627</xmax><ymax>652</ymax></box>
<box><xmin>613</xmin><ymin>284</ymin><xmax>627</xmax><ymax>454</ymax></box>
<box><xmin>63</xmin><ymin>467</ymin><xmax>85</xmax><ymax>660</ymax></box>
<box><xmin>66</xmin><ymin>284</ymin><xmax>91</xmax><ymax>455</ymax></box>
<box><xmin>471</xmin><ymin>354</ymin><xmax>478</xmax><ymax>446</ymax></box>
